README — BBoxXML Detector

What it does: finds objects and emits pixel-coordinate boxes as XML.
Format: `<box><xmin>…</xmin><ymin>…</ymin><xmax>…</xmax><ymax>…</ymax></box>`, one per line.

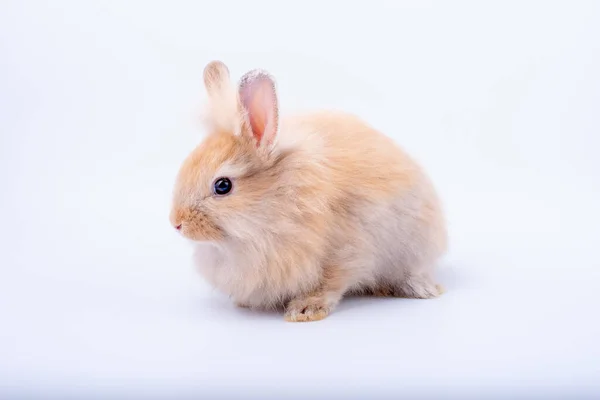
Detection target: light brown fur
<box><xmin>170</xmin><ymin>61</ymin><xmax>447</xmax><ymax>322</ymax></box>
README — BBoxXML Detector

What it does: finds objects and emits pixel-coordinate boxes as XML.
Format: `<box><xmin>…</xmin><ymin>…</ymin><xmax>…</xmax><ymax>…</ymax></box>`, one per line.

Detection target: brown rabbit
<box><xmin>170</xmin><ymin>61</ymin><xmax>447</xmax><ymax>322</ymax></box>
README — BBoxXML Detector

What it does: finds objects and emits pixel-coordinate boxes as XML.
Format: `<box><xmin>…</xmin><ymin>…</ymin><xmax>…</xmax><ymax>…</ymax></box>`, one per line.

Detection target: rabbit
<box><xmin>169</xmin><ymin>60</ymin><xmax>447</xmax><ymax>322</ymax></box>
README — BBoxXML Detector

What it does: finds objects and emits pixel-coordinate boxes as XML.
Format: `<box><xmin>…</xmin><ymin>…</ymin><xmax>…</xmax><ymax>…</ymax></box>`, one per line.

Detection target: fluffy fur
<box><xmin>170</xmin><ymin>60</ymin><xmax>447</xmax><ymax>322</ymax></box>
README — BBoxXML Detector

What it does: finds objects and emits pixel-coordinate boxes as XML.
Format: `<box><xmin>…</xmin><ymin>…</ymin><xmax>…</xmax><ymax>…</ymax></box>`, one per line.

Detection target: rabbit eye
<box><xmin>213</xmin><ymin>177</ymin><xmax>232</xmax><ymax>196</ymax></box>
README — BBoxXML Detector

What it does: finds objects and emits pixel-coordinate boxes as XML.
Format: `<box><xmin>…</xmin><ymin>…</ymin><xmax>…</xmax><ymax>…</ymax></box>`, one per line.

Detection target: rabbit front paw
<box><xmin>284</xmin><ymin>295</ymin><xmax>330</xmax><ymax>322</ymax></box>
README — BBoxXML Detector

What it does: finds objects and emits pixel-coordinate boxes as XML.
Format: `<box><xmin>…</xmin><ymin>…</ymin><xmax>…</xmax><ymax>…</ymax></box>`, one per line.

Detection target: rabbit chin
<box><xmin>183</xmin><ymin>236</ymin><xmax>218</xmax><ymax>245</ymax></box>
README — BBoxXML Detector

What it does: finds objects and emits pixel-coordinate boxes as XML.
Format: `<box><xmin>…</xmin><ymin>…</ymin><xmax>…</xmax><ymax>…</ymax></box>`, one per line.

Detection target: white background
<box><xmin>1</xmin><ymin>1</ymin><xmax>599</xmax><ymax>399</ymax></box>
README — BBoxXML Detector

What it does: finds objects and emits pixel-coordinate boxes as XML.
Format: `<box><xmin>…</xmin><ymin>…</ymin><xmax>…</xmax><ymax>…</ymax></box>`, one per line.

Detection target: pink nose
<box><xmin>176</xmin><ymin>224</ymin><xmax>182</xmax><ymax>230</ymax></box>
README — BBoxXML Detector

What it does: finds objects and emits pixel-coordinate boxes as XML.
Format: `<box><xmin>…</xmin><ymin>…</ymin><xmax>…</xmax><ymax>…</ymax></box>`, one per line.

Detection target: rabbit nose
<box><xmin>175</xmin><ymin>224</ymin><xmax>182</xmax><ymax>230</ymax></box>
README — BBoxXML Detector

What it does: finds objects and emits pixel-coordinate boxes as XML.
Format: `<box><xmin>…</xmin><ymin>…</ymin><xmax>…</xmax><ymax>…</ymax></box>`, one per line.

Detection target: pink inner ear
<box><xmin>239</xmin><ymin>74</ymin><xmax>278</xmax><ymax>147</ymax></box>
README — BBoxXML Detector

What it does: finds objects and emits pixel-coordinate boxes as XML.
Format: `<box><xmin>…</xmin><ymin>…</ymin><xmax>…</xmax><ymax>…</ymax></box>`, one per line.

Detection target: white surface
<box><xmin>1</xmin><ymin>1</ymin><xmax>600</xmax><ymax>398</ymax></box>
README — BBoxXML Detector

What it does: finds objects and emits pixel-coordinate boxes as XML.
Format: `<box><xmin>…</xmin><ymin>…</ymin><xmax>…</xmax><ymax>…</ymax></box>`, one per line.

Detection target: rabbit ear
<box><xmin>238</xmin><ymin>70</ymin><xmax>279</xmax><ymax>148</ymax></box>
<box><xmin>203</xmin><ymin>60</ymin><xmax>231</xmax><ymax>97</ymax></box>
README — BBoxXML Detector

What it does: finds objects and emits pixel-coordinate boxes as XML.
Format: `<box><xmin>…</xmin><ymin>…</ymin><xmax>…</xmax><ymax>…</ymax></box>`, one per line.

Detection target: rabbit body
<box><xmin>170</xmin><ymin>62</ymin><xmax>447</xmax><ymax>322</ymax></box>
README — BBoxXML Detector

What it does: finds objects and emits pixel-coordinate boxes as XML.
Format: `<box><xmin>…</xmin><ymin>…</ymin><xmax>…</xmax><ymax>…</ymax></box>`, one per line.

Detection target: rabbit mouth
<box><xmin>181</xmin><ymin>220</ymin><xmax>226</xmax><ymax>242</ymax></box>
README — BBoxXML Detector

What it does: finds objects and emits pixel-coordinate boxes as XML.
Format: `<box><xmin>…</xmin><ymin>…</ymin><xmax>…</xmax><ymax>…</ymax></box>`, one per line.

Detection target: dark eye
<box><xmin>213</xmin><ymin>177</ymin><xmax>232</xmax><ymax>196</ymax></box>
